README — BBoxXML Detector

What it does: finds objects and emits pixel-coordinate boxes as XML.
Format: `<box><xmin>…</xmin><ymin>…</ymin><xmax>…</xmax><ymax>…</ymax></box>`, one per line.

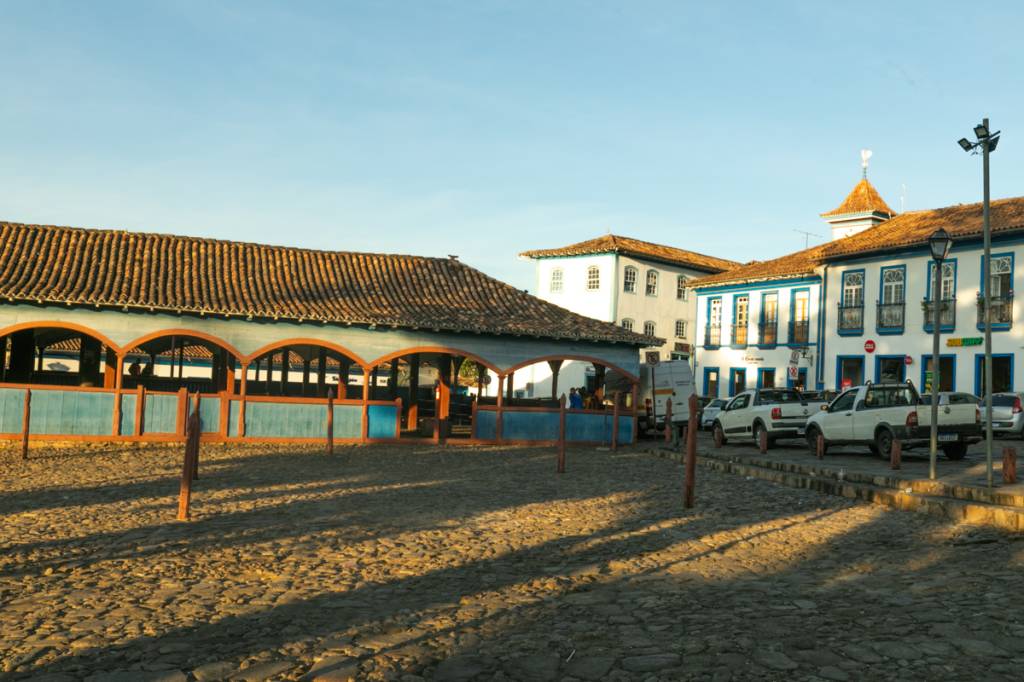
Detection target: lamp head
<box><xmin>958</xmin><ymin>138</ymin><xmax>974</xmax><ymax>152</ymax></box>
<box><xmin>975</xmin><ymin>123</ymin><xmax>990</xmax><ymax>139</ymax></box>
<box><xmin>929</xmin><ymin>228</ymin><xmax>953</xmax><ymax>261</ymax></box>
<box><xmin>989</xmin><ymin>134</ymin><xmax>1000</xmax><ymax>152</ymax></box>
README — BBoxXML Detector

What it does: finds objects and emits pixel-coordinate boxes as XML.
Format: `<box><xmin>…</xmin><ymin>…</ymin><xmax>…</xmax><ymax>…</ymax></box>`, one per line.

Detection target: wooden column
<box><xmin>611</xmin><ymin>391</ymin><xmax>620</xmax><ymax>450</ymax></box>
<box><xmin>21</xmin><ymin>388</ymin><xmax>31</xmax><ymax>460</ymax></box>
<box><xmin>326</xmin><ymin>387</ymin><xmax>334</xmax><ymax>454</ymax></box>
<box><xmin>176</xmin><ymin>387</ymin><xmax>188</xmax><ymax>438</ymax></box>
<box><xmin>496</xmin><ymin>375</ymin><xmax>505</xmax><ymax>442</ymax></box>
<box><xmin>437</xmin><ymin>355</ymin><xmax>452</xmax><ymax>444</ymax></box>
<box><xmin>361</xmin><ymin>367</ymin><xmax>371</xmax><ymax>442</ymax></box>
<box><xmin>7</xmin><ymin>330</ymin><xmax>34</xmax><ymax>382</ymax></box>
<box><xmin>476</xmin><ymin>362</ymin><xmax>486</xmax><ymax>398</ymax></box>
<box><xmin>557</xmin><ymin>394</ymin><xmax>566</xmax><ymax>473</ymax></box>
<box><xmin>548</xmin><ymin>359</ymin><xmax>564</xmax><ymax>400</ymax></box>
<box><xmin>339</xmin><ymin>360</ymin><xmax>351</xmax><ymax>400</ymax></box>
<box><xmin>302</xmin><ymin>357</ymin><xmax>311</xmax><ymax>397</ymax></box>
<box><xmin>279</xmin><ymin>348</ymin><xmax>289</xmax><ymax>396</ymax></box>
<box><xmin>506</xmin><ymin>370</ymin><xmax>515</xmax><ymax>404</ymax></box>
<box><xmin>177</xmin><ymin>344</ymin><xmax>185</xmax><ymax>379</ymax></box>
<box><xmin>407</xmin><ymin>355</ymin><xmax>420</xmax><ymax>430</ymax></box>
<box><xmin>112</xmin><ymin>354</ymin><xmax>125</xmax><ymax>436</ymax></box>
<box><xmin>593</xmin><ymin>363</ymin><xmax>606</xmax><ymax>402</ymax></box>
<box><xmin>631</xmin><ymin>382</ymin><xmax>639</xmax><ymax>444</ymax></box>
<box><xmin>238</xmin><ymin>363</ymin><xmax>249</xmax><ymax>438</ymax></box>
<box><xmin>134</xmin><ymin>385</ymin><xmax>146</xmax><ymax>437</ymax></box>
<box><xmin>80</xmin><ymin>336</ymin><xmax>102</xmax><ymax>385</ymax></box>
<box><xmin>317</xmin><ymin>348</ymin><xmax>327</xmax><ymax>396</ymax></box>
<box><xmin>103</xmin><ymin>347</ymin><xmax>118</xmax><ymax>388</ymax></box>
<box><xmin>225</xmin><ymin>355</ymin><xmax>236</xmax><ymax>396</ymax></box>
<box><xmin>388</xmin><ymin>361</ymin><xmax>399</xmax><ymax>400</ymax></box>
<box><xmin>0</xmin><ymin>336</ymin><xmax>7</xmax><ymax>382</ymax></box>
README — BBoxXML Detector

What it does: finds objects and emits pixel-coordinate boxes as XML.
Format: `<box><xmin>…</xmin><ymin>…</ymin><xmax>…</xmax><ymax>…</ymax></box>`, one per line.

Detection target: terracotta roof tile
<box><xmin>821</xmin><ymin>178</ymin><xmax>896</xmax><ymax>218</ymax></box>
<box><xmin>0</xmin><ymin>222</ymin><xmax>657</xmax><ymax>347</ymax></box>
<box><xmin>519</xmin><ymin>234</ymin><xmax>738</xmax><ymax>273</ymax></box>
<box><xmin>821</xmin><ymin>196</ymin><xmax>1024</xmax><ymax>260</ymax></box>
<box><xmin>688</xmin><ymin>243</ymin><xmax>828</xmax><ymax>288</ymax></box>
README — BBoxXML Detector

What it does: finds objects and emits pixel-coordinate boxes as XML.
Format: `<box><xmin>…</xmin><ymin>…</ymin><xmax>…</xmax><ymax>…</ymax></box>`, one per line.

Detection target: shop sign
<box><xmin>947</xmin><ymin>337</ymin><xmax>983</xmax><ymax>347</ymax></box>
<box><xmin>743</xmin><ymin>355</ymin><xmax>764</xmax><ymax>364</ymax></box>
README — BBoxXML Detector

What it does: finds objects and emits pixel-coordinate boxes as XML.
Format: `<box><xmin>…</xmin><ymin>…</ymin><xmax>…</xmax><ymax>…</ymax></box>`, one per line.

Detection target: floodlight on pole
<box><xmin>958</xmin><ymin>117</ymin><xmax>1000</xmax><ymax>487</ymax></box>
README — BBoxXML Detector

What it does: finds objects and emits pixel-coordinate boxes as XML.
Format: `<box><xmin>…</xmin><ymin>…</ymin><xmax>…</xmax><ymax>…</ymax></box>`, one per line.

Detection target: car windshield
<box><xmin>993</xmin><ymin>394</ymin><xmax>1018</xmax><ymax>407</ymax></box>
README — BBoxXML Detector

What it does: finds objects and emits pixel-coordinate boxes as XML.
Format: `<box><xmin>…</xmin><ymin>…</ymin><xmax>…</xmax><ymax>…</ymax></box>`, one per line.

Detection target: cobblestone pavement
<box><xmin>2</xmin><ymin>441</ymin><xmax>1023</xmax><ymax>681</ymax></box>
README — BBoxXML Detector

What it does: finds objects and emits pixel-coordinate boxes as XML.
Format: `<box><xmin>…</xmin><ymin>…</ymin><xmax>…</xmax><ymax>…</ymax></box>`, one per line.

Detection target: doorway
<box><xmin>976</xmin><ymin>354</ymin><xmax>1013</xmax><ymax>395</ymax></box>
<box><xmin>837</xmin><ymin>356</ymin><xmax>864</xmax><ymax>390</ymax></box>
<box><xmin>729</xmin><ymin>368</ymin><xmax>746</xmax><ymax>396</ymax></box>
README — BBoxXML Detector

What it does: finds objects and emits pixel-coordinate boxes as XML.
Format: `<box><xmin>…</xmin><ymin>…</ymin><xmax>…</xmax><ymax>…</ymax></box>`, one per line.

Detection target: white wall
<box><xmin>823</xmin><ymin>242</ymin><xmax>1024</xmax><ymax>393</ymax></box>
<box><xmin>534</xmin><ymin>254</ymin><xmax>617</xmax><ymax>323</ymax></box>
<box><xmin>694</xmin><ymin>279</ymin><xmax>822</xmax><ymax>397</ymax></box>
<box><xmin>615</xmin><ymin>255</ymin><xmax>702</xmax><ymax>361</ymax></box>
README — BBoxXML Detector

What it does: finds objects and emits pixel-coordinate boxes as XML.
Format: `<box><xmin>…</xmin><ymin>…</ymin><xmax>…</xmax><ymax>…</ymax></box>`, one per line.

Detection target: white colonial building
<box><xmin>693</xmin><ymin>166</ymin><xmax>1024</xmax><ymax>399</ymax></box>
<box><xmin>517</xmin><ymin>234</ymin><xmax>738</xmax><ymax>397</ymax></box>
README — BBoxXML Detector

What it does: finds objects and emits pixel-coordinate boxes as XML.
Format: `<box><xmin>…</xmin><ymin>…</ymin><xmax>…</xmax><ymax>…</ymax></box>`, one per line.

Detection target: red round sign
<box><xmin>905</xmin><ymin>355</ymin><xmax>913</xmax><ymax>365</ymax></box>
<box><xmin>864</xmin><ymin>340</ymin><xmax>876</xmax><ymax>353</ymax></box>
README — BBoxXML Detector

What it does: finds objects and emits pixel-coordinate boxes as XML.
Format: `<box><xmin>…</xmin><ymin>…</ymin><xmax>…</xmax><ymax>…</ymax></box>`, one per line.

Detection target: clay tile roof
<box><xmin>821</xmin><ymin>178</ymin><xmax>896</xmax><ymax>218</ymax></box>
<box><xmin>519</xmin><ymin>234</ymin><xmax>739</xmax><ymax>274</ymax></box>
<box><xmin>0</xmin><ymin>222</ymin><xmax>657</xmax><ymax>347</ymax></box>
<box><xmin>822</xmin><ymin>196</ymin><xmax>1024</xmax><ymax>260</ymax></box>
<box><xmin>688</xmin><ymin>243</ymin><xmax>829</xmax><ymax>288</ymax></box>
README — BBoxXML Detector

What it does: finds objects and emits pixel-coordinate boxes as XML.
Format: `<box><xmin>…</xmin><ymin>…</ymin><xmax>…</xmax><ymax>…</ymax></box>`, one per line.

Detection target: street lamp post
<box><xmin>928</xmin><ymin>228</ymin><xmax>953</xmax><ymax>480</ymax></box>
<box><xmin>958</xmin><ymin>119</ymin><xmax>1001</xmax><ymax>487</ymax></box>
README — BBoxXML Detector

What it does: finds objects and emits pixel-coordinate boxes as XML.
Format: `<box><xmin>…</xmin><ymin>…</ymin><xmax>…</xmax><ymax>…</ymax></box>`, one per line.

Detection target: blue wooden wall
<box><xmin>367</xmin><ymin>404</ymin><xmax>398</xmax><ymax>439</ymax></box>
<box><xmin>472</xmin><ymin>408</ymin><xmax>633</xmax><ymax>444</ymax></box>
<box><xmin>119</xmin><ymin>393</ymin><xmax>136</xmax><ymax>435</ymax></box>
<box><xmin>0</xmin><ymin>388</ymin><xmax>26</xmax><ymax>434</ymax></box>
<box><xmin>144</xmin><ymin>394</ymin><xmax>179</xmax><ymax>434</ymax></box>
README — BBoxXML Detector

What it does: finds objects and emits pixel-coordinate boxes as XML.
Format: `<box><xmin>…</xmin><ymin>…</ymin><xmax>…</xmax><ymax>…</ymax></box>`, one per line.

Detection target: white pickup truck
<box><xmin>804</xmin><ymin>382</ymin><xmax>982</xmax><ymax>460</ymax></box>
<box><xmin>710</xmin><ymin>388</ymin><xmax>826</xmax><ymax>449</ymax></box>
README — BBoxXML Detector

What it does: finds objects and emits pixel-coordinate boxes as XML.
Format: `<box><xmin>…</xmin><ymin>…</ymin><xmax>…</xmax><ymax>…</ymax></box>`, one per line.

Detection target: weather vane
<box><xmin>860</xmin><ymin>149</ymin><xmax>872</xmax><ymax>179</ymax></box>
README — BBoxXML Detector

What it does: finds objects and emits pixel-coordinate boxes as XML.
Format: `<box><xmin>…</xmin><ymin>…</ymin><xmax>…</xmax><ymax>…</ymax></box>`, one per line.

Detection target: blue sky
<box><xmin>1</xmin><ymin>1</ymin><xmax>1022</xmax><ymax>289</ymax></box>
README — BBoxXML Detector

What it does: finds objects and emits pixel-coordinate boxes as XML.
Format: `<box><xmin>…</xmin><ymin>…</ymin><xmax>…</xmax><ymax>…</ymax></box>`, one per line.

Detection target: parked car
<box><xmin>638</xmin><ymin>360</ymin><xmax>696</xmax><ymax>435</ymax></box>
<box><xmin>802</xmin><ymin>389</ymin><xmax>837</xmax><ymax>404</ymax></box>
<box><xmin>700</xmin><ymin>398</ymin><xmax>728</xmax><ymax>429</ymax></box>
<box><xmin>710</xmin><ymin>388</ymin><xmax>826</xmax><ymax>448</ymax></box>
<box><xmin>804</xmin><ymin>382</ymin><xmax>981</xmax><ymax>460</ymax></box>
<box><xmin>989</xmin><ymin>392</ymin><xmax>1024</xmax><ymax>438</ymax></box>
<box><xmin>918</xmin><ymin>392</ymin><xmax>982</xmax><ymax>406</ymax></box>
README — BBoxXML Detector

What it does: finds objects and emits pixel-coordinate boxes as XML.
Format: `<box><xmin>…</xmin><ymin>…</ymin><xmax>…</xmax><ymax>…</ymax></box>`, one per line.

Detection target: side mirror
<box><xmin>820</xmin><ymin>404</ymin><xmax>828</xmax><ymax>411</ymax></box>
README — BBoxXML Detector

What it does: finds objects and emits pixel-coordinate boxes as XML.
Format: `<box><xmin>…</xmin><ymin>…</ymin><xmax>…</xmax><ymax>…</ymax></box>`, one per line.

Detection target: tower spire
<box><xmin>860</xmin><ymin>149</ymin><xmax>872</xmax><ymax>179</ymax></box>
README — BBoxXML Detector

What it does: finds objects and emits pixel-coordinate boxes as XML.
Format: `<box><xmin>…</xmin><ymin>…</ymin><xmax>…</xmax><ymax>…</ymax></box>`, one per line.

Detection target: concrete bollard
<box><xmin>758</xmin><ymin>428</ymin><xmax>768</xmax><ymax>454</ymax></box>
<box><xmin>1003</xmin><ymin>447</ymin><xmax>1018</xmax><ymax>484</ymax></box>
<box><xmin>816</xmin><ymin>433</ymin><xmax>824</xmax><ymax>460</ymax></box>
<box><xmin>890</xmin><ymin>439</ymin><xmax>902</xmax><ymax>470</ymax></box>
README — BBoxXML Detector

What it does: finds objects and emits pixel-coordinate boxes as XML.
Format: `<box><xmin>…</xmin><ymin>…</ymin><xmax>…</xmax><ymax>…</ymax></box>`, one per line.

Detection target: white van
<box><xmin>639</xmin><ymin>359</ymin><xmax>696</xmax><ymax>434</ymax></box>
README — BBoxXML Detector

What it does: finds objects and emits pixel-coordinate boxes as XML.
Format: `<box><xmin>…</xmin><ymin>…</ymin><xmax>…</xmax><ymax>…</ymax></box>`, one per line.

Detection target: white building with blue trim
<box><xmin>692</xmin><ymin>170</ymin><xmax>1024</xmax><ymax>399</ymax></box>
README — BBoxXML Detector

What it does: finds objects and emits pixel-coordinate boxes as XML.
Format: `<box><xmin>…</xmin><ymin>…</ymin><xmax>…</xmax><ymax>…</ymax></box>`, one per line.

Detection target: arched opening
<box><xmin>244</xmin><ymin>343</ymin><xmax>362</xmax><ymax>398</ymax></box>
<box><xmin>121</xmin><ymin>333</ymin><xmax>240</xmax><ymax>394</ymax></box>
<box><xmin>365</xmin><ymin>348</ymin><xmax>501</xmax><ymax>440</ymax></box>
<box><xmin>0</xmin><ymin>325</ymin><xmax>120</xmax><ymax>388</ymax></box>
<box><xmin>503</xmin><ymin>355</ymin><xmax>639</xmax><ymax>410</ymax></box>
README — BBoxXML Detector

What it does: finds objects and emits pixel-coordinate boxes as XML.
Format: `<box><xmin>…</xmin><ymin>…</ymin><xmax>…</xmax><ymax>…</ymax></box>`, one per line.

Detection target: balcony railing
<box><xmin>923</xmin><ymin>298</ymin><xmax>956</xmax><ymax>330</ymax></box>
<box><xmin>788</xmin><ymin>320</ymin><xmax>810</xmax><ymax>345</ymax></box>
<box><xmin>704</xmin><ymin>325</ymin><xmax>722</xmax><ymax>347</ymax></box>
<box><xmin>731</xmin><ymin>324</ymin><xmax>749</xmax><ymax>347</ymax></box>
<box><xmin>837</xmin><ymin>303</ymin><xmax>864</xmax><ymax>332</ymax></box>
<box><xmin>758</xmin><ymin>321</ymin><xmax>778</xmax><ymax>346</ymax></box>
<box><xmin>977</xmin><ymin>293</ymin><xmax>1013</xmax><ymax>326</ymax></box>
<box><xmin>877</xmin><ymin>301</ymin><xmax>905</xmax><ymax>331</ymax></box>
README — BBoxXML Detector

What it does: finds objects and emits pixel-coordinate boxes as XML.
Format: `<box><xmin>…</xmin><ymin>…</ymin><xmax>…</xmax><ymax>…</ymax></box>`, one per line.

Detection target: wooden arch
<box><xmin>499</xmin><ymin>353</ymin><xmax>640</xmax><ymax>384</ymax></box>
<box><xmin>122</xmin><ymin>328</ymin><xmax>245</xmax><ymax>361</ymax></box>
<box><xmin>244</xmin><ymin>338</ymin><xmax>367</xmax><ymax>367</ymax></box>
<box><xmin>0</xmin><ymin>320</ymin><xmax>124</xmax><ymax>354</ymax></box>
<box><xmin>364</xmin><ymin>346</ymin><xmax>501</xmax><ymax>374</ymax></box>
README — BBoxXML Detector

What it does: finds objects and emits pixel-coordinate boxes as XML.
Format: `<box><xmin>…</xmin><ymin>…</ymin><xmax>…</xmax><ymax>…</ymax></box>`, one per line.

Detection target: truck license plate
<box><xmin>938</xmin><ymin>433</ymin><xmax>958</xmax><ymax>442</ymax></box>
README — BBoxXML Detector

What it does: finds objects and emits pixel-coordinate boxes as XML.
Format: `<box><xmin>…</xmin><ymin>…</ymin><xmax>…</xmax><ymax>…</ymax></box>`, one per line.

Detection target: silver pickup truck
<box><xmin>711</xmin><ymin>388</ymin><xmax>826</xmax><ymax>448</ymax></box>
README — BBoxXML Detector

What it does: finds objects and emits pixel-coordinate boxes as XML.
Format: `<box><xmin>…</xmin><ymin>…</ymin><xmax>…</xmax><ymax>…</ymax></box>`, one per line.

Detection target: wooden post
<box><xmin>407</xmin><ymin>355</ymin><xmax>420</xmax><ymax>430</ymax></box>
<box><xmin>317</xmin><ymin>347</ymin><xmax>327</xmax><ymax>396</ymax></box>
<box><xmin>713</xmin><ymin>424</ymin><xmax>723</xmax><ymax>448</ymax></box>
<box><xmin>191</xmin><ymin>393</ymin><xmax>200</xmax><ymax>480</ymax></box>
<box><xmin>471</xmin><ymin>397</ymin><xmax>478</xmax><ymax>439</ymax></box>
<box><xmin>684</xmin><ymin>393</ymin><xmax>697</xmax><ymax>508</ymax></box>
<box><xmin>302</xmin><ymin>357</ymin><xmax>311</xmax><ymax>397</ymax></box>
<box><xmin>176</xmin><ymin>387</ymin><xmax>187</xmax><ymax>439</ymax></box>
<box><xmin>135</xmin><ymin>385</ymin><xmax>146</xmax><ymax>437</ymax></box>
<box><xmin>816</xmin><ymin>433</ymin><xmax>825</xmax><ymax>460</ymax></box>
<box><xmin>557</xmin><ymin>394</ymin><xmax>566</xmax><ymax>474</ymax></box>
<box><xmin>476</xmin><ymin>362</ymin><xmax>486</xmax><ymax>400</ymax></box>
<box><xmin>496</xmin><ymin>375</ymin><xmax>505</xmax><ymax>443</ymax></box>
<box><xmin>506</xmin><ymin>370</ymin><xmax>515</xmax><ymax>404</ymax></box>
<box><xmin>279</xmin><ymin>349</ymin><xmax>289</xmax><ymax>395</ymax></box>
<box><xmin>389</xmin><ymin>361</ymin><xmax>399</xmax><ymax>400</ymax></box>
<box><xmin>394</xmin><ymin>397</ymin><xmax>402</xmax><ymax>439</ymax></box>
<box><xmin>225</xmin><ymin>355</ymin><xmax>236</xmax><ymax>396</ymax></box>
<box><xmin>664</xmin><ymin>399</ymin><xmax>672</xmax><ymax>444</ymax></box>
<box><xmin>112</xmin><ymin>354</ymin><xmax>125</xmax><ymax>436</ymax></box>
<box><xmin>611</xmin><ymin>391</ymin><xmax>620</xmax><ymax>451</ymax></box>
<box><xmin>548</xmin><ymin>359</ymin><xmax>563</xmax><ymax>400</ymax></box>
<box><xmin>177</xmin><ymin>402</ymin><xmax>201</xmax><ymax>521</ymax></box>
<box><xmin>361</xmin><ymin>368</ymin><xmax>370</xmax><ymax>442</ymax></box>
<box><xmin>21</xmin><ymin>388</ymin><xmax>31</xmax><ymax>460</ymax></box>
<box><xmin>630</xmin><ymin>383</ymin><xmax>639</xmax><ymax>444</ymax></box>
<box><xmin>326</xmin><ymin>387</ymin><xmax>334</xmax><ymax>455</ymax></box>
<box><xmin>891</xmin><ymin>438</ymin><xmax>902</xmax><ymax>470</ymax></box>
<box><xmin>1003</xmin><ymin>447</ymin><xmax>1018</xmax><ymax>484</ymax></box>
<box><xmin>238</xmin><ymin>363</ymin><xmax>248</xmax><ymax>438</ymax></box>
<box><xmin>758</xmin><ymin>427</ymin><xmax>768</xmax><ymax>454</ymax></box>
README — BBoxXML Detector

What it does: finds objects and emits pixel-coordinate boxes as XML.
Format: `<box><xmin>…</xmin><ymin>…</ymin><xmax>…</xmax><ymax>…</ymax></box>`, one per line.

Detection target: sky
<box><xmin>1</xmin><ymin>1</ymin><xmax>1023</xmax><ymax>290</ymax></box>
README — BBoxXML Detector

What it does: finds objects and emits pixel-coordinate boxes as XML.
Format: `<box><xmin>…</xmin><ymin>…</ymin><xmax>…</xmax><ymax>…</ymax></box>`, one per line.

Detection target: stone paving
<box><xmin>2</xmin><ymin>440</ymin><xmax>1024</xmax><ymax>681</ymax></box>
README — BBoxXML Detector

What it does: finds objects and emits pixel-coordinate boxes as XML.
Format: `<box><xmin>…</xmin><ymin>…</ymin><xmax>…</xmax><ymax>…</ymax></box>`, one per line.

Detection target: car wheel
<box><xmin>875</xmin><ymin>429</ymin><xmax>894</xmax><ymax>459</ymax></box>
<box><xmin>805</xmin><ymin>426</ymin><xmax>825</xmax><ymax>456</ymax></box>
<box><xmin>753</xmin><ymin>421</ymin><xmax>770</xmax><ymax>450</ymax></box>
<box><xmin>943</xmin><ymin>443</ymin><xmax>968</xmax><ymax>461</ymax></box>
<box><xmin>712</xmin><ymin>421</ymin><xmax>727</xmax><ymax>446</ymax></box>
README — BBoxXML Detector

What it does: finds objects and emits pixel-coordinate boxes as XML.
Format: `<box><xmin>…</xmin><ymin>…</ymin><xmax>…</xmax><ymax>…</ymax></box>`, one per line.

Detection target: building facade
<box><xmin>518</xmin><ymin>235</ymin><xmax>738</xmax><ymax>397</ymax></box>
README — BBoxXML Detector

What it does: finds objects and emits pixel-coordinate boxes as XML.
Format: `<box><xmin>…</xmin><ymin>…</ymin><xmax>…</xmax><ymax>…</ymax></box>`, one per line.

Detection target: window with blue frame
<box><xmin>838</xmin><ymin>270</ymin><xmax>864</xmax><ymax>334</ymax></box>
<box><xmin>731</xmin><ymin>294</ymin><xmax>749</xmax><ymax>347</ymax></box>
<box><xmin>924</xmin><ymin>259</ymin><xmax>957</xmax><ymax>332</ymax></box>
<box><xmin>978</xmin><ymin>252</ymin><xmax>1013</xmax><ymax>330</ymax></box>
<box><xmin>788</xmin><ymin>289</ymin><xmax>810</xmax><ymax>345</ymax></box>
<box><xmin>877</xmin><ymin>265</ymin><xmax>906</xmax><ymax>333</ymax></box>
<box><xmin>704</xmin><ymin>297</ymin><xmax>722</xmax><ymax>347</ymax></box>
<box><xmin>759</xmin><ymin>292</ymin><xmax>778</xmax><ymax>346</ymax></box>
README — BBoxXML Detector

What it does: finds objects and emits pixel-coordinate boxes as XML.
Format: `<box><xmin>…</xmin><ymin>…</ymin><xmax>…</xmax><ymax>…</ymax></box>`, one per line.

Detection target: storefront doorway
<box><xmin>977</xmin><ymin>354</ymin><xmax>1013</xmax><ymax>395</ymax></box>
<box><xmin>921</xmin><ymin>355</ymin><xmax>955</xmax><ymax>393</ymax></box>
<box><xmin>757</xmin><ymin>368</ymin><xmax>776</xmax><ymax>388</ymax></box>
<box><xmin>876</xmin><ymin>356</ymin><xmax>906</xmax><ymax>384</ymax></box>
<box><xmin>837</xmin><ymin>356</ymin><xmax>864</xmax><ymax>390</ymax></box>
<box><xmin>729</xmin><ymin>368</ymin><xmax>746</xmax><ymax>396</ymax></box>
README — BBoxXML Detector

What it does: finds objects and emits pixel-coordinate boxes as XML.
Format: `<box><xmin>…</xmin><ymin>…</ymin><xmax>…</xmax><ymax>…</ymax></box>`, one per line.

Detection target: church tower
<box><xmin>821</xmin><ymin>150</ymin><xmax>895</xmax><ymax>240</ymax></box>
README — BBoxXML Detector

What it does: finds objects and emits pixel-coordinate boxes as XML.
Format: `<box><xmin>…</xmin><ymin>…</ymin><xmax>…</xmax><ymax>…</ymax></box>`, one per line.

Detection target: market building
<box><xmin>518</xmin><ymin>234</ymin><xmax>738</xmax><ymax>396</ymax></box>
<box><xmin>0</xmin><ymin>221</ymin><xmax>652</xmax><ymax>445</ymax></box>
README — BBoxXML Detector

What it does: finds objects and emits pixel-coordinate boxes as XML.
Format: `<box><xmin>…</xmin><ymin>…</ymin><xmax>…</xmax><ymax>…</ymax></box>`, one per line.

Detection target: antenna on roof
<box><xmin>860</xmin><ymin>149</ymin><xmax>872</xmax><ymax>178</ymax></box>
<box><xmin>793</xmin><ymin>229</ymin><xmax>822</xmax><ymax>249</ymax></box>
